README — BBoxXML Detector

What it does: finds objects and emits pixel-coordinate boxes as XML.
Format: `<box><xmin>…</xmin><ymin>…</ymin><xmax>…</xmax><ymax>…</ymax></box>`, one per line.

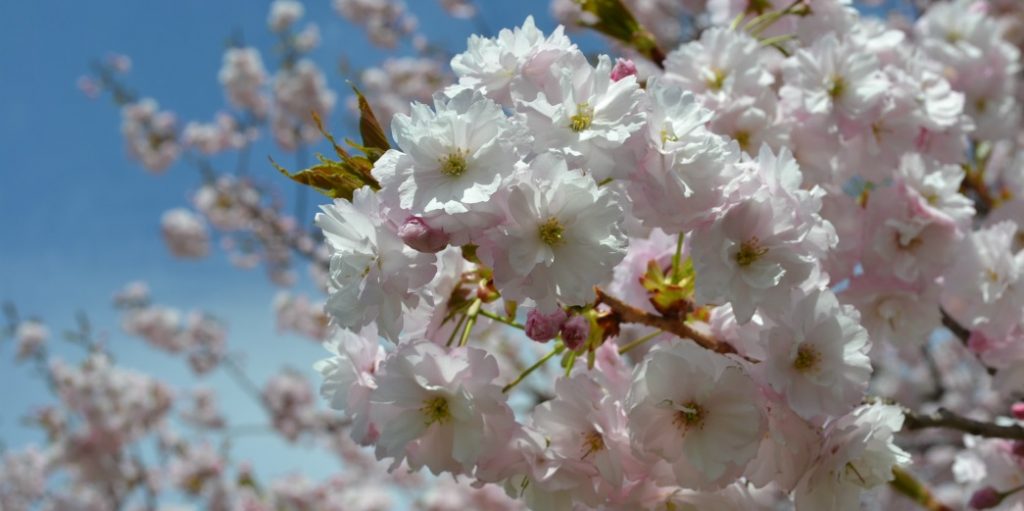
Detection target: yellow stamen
<box><xmin>569</xmin><ymin>102</ymin><xmax>594</xmax><ymax>132</ymax></box>
<box><xmin>538</xmin><ymin>217</ymin><xmax>566</xmax><ymax>246</ymax></box>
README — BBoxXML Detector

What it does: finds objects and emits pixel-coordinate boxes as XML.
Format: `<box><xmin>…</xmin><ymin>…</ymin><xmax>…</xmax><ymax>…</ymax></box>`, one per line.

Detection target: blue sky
<box><xmin>0</xmin><ymin>0</ymin><xmax>577</xmax><ymax>485</ymax></box>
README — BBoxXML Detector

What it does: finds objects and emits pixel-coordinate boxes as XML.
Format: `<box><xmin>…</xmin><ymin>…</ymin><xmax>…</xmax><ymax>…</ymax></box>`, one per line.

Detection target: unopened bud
<box><xmin>1011</xmin><ymin>402</ymin><xmax>1024</xmax><ymax>420</ymax></box>
<box><xmin>525</xmin><ymin>308</ymin><xmax>567</xmax><ymax>342</ymax></box>
<box><xmin>970</xmin><ymin>486</ymin><xmax>1003</xmax><ymax>509</ymax></box>
<box><xmin>561</xmin><ymin>315</ymin><xmax>590</xmax><ymax>351</ymax></box>
<box><xmin>398</xmin><ymin>216</ymin><xmax>449</xmax><ymax>253</ymax></box>
<box><xmin>610</xmin><ymin>58</ymin><xmax>637</xmax><ymax>82</ymax></box>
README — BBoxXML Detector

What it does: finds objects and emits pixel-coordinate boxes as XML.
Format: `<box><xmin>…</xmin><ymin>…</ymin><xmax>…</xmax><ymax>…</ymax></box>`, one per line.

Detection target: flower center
<box><xmin>734</xmin><ymin>130</ymin><xmax>751</xmax><ymax>151</ymax></box>
<box><xmin>827</xmin><ymin>75</ymin><xmax>846</xmax><ymax>100</ymax></box>
<box><xmin>894</xmin><ymin>231</ymin><xmax>924</xmax><ymax>251</ymax></box>
<box><xmin>793</xmin><ymin>344</ymin><xmax>821</xmax><ymax>373</ymax></box>
<box><xmin>439</xmin><ymin>149</ymin><xmax>469</xmax><ymax>177</ymax></box>
<box><xmin>707</xmin><ymin>67</ymin><xmax>727</xmax><ymax>91</ymax></box>
<box><xmin>672</xmin><ymin>401</ymin><xmax>706</xmax><ymax>431</ymax></box>
<box><xmin>538</xmin><ymin>217</ymin><xmax>566</xmax><ymax>246</ymax></box>
<box><xmin>735</xmin><ymin>237</ymin><xmax>768</xmax><ymax>267</ymax></box>
<box><xmin>581</xmin><ymin>430</ymin><xmax>605</xmax><ymax>460</ymax></box>
<box><xmin>569</xmin><ymin>102</ymin><xmax>594</xmax><ymax>132</ymax></box>
<box><xmin>421</xmin><ymin>396</ymin><xmax>451</xmax><ymax>426</ymax></box>
<box><xmin>986</xmin><ymin>268</ymin><xmax>1000</xmax><ymax>283</ymax></box>
<box><xmin>660</xmin><ymin>128</ymin><xmax>679</xmax><ymax>145</ymax></box>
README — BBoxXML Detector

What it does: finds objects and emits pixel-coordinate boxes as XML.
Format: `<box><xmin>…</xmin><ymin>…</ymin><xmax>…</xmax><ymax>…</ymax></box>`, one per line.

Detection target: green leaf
<box><xmin>349</xmin><ymin>83</ymin><xmax>390</xmax><ymax>158</ymax></box>
<box><xmin>273</xmin><ymin>107</ymin><xmax>386</xmax><ymax>201</ymax></box>
<box><xmin>574</xmin><ymin>0</ymin><xmax>664</xmax><ymax>65</ymax></box>
<box><xmin>311</xmin><ymin>110</ymin><xmax>349</xmax><ymax>160</ymax></box>
<box><xmin>270</xmin><ymin>156</ymin><xmax>378</xmax><ymax>201</ymax></box>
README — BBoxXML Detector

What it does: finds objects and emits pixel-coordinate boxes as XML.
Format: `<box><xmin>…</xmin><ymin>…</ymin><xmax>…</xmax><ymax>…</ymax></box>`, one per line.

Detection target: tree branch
<box><xmin>940</xmin><ymin>308</ymin><xmax>996</xmax><ymax>375</ymax></box>
<box><xmin>594</xmin><ymin>288</ymin><xmax>736</xmax><ymax>355</ymax></box>
<box><xmin>903</xmin><ymin>407</ymin><xmax>1024</xmax><ymax>440</ymax></box>
<box><xmin>940</xmin><ymin>308</ymin><xmax>970</xmax><ymax>344</ymax></box>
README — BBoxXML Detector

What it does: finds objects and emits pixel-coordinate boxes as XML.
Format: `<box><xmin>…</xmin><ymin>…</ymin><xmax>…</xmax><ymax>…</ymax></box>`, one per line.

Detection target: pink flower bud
<box><xmin>610</xmin><ymin>58</ymin><xmax>637</xmax><ymax>82</ymax></box>
<box><xmin>970</xmin><ymin>486</ymin><xmax>1003</xmax><ymax>509</ymax></box>
<box><xmin>560</xmin><ymin>315</ymin><xmax>590</xmax><ymax>351</ymax></box>
<box><xmin>398</xmin><ymin>216</ymin><xmax>449</xmax><ymax>253</ymax></box>
<box><xmin>525</xmin><ymin>308</ymin><xmax>567</xmax><ymax>342</ymax></box>
<box><xmin>1012</xmin><ymin>402</ymin><xmax>1024</xmax><ymax>420</ymax></box>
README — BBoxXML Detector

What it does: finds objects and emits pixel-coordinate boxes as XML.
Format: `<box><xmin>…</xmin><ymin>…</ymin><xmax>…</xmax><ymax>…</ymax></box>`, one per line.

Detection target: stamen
<box><xmin>735</xmin><ymin>237</ymin><xmax>768</xmax><ymax>267</ymax></box>
<box><xmin>570</xmin><ymin>102</ymin><xmax>594</xmax><ymax>132</ymax></box>
<box><xmin>421</xmin><ymin>396</ymin><xmax>452</xmax><ymax>425</ymax></box>
<box><xmin>538</xmin><ymin>217</ymin><xmax>566</xmax><ymax>246</ymax></box>
<box><xmin>439</xmin><ymin>149</ymin><xmax>470</xmax><ymax>177</ymax></box>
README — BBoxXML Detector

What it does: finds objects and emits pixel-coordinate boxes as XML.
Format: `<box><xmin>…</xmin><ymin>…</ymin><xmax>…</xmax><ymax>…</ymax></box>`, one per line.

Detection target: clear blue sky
<box><xmin>0</xmin><ymin>0</ymin><xmax>577</xmax><ymax>484</ymax></box>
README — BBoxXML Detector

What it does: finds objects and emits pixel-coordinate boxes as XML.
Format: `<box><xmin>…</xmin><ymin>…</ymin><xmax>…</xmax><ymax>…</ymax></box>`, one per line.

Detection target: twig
<box><xmin>940</xmin><ymin>308</ymin><xmax>996</xmax><ymax>375</ymax></box>
<box><xmin>940</xmin><ymin>308</ymin><xmax>970</xmax><ymax>344</ymax></box>
<box><xmin>220</xmin><ymin>356</ymin><xmax>266</xmax><ymax>408</ymax></box>
<box><xmin>903</xmin><ymin>407</ymin><xmax>1024</xmax><ymax>440</ymax></box>
<box><xmin>595</xmin><ymin>288</ymin><xmax>733</xmax><ymax>354</ymax></box>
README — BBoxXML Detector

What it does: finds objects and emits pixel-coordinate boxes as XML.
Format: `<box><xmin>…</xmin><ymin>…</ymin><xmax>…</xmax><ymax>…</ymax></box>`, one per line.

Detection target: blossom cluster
<box><xmin>311</xmin><ymin>2</ymin><xmax>1024</xmax><ymax>510</ymax></box>
<box><xmin>31</xmin><ymin>0</ymin><xmax>1024</xmax><ymax>509</ymax></box>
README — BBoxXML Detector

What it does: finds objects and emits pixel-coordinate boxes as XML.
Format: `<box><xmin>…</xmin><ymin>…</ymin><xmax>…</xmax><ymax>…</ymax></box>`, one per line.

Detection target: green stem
<box><xmin>618</xmin><ymin>330</ymin><xmax>664</xmax><ymax>355</ymax></box>
<box><xmin>478</xmin><ymin>309</ymin><xmax>524</xmax><ymax>330</ymax></box>
<box><xmin>760</xmin><ymin>33</ymin><xmax>796</xmax><ymax>48</ymax></box>
<box><xmin>671</xmin><ymin>233</ymin><xmax>685</xmax><ymax>279</ymax></box>
<box><xmin>889</xmin><ymin>467</ymin><xmax>953</xmax><ymax>511</ymax></box>
<box><xmin>458</xmin><ymin>299</ymin><xmax>482</xmax><ymax>347</ymax></box>
<box><xmin>445</xmin><ymin>313</ymin><xmax>467</xmax><ymax>348</ymax></box>
<box><xmin>503</xmin><ymin>344</ymin><xmax>564</xmax><ymax>393</ymax></box>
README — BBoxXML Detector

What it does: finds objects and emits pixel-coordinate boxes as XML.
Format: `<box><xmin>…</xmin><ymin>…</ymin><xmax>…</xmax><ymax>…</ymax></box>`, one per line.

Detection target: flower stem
<box><xmin>618</xmin><ymin>330</ymin><xmax>664</xmax><ymax>355</ymax></box>
<box><xmin>503</xmin><ymin>343</ymin><xmax>564</xmax><ymax>393</ymax></box>
<box><xmin>889</xmin><ymin>466</ymin><xmax>954</xmax><ymax>511</ymax></box>
<box><xmin>458</xmin><ymin>298</ymin><xmax>482</xmax><ymax>347</ymax></box>
<box><xmin>671</xmin><ymin>233</ymin><xmax>685</xmax><ymax>279</ymax></box>
<box><xmin>445</xmin><ymin>313</ymin><xmax>468</xmax><ymax>348</ymax></box>
<box><xmin>478</xmin><ymin>308</ymin><xmax>524</xmax><ymax>329</ymax></box>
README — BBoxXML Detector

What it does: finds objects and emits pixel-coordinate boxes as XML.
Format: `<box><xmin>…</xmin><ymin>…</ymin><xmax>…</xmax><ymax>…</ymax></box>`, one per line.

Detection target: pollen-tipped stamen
<box><xmin>538</xmin><ymin>217</ymin><xmax>566</xmax><ymax>246</ymax></box>
<box><xmin>672</xmin><ymin>401</ymin><xmax>706</xmax><ymax>431</ymax></box>
<box><xmin>570</xmin><ymin>102</ymin><xmax>594</xmax><ymax>132</ymax></box>
<box><xmin>439</xmin><ymin>149</ymin><xmax>470</xmax><ymax>177</ymax></box>
<box><xmin>735</xmin><ymin>237</ymin><xmax>768</xmax><ymax>267</ymax></box>
<box><xmin>421</xmin><ymin>396</ymin><xmax>452</xmax><ymax>425</ymax></box>
<box><xmin>792</xmin><ymin>344</ymin><xmax>821</xmax><ymax>373</ymax></box>
<box><xmin>581</xmin><ymin>431</ymin><xmax>605</xmax><ymax>460</ymax></box>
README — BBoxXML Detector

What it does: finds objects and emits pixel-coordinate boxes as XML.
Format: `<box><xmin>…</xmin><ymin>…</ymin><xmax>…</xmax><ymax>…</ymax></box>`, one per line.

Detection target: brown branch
<box><xmin>903</xmin><ymin>407</ymin><xmax>1024</xmax><ymax>440</ymax></box>
<box><xmin>594</xmin><ymin>288</ymin><xmax>735</xmax><ymax>354</ymax></box>
<box><xmin>940</xmin><ymin>308</ymin><xmax>970</xmax><ymax>344</ymax></box>
<box><xmin>940</xmin><ymin>308</ymin><xmax>996</xmax><ymax>375</ymax></box>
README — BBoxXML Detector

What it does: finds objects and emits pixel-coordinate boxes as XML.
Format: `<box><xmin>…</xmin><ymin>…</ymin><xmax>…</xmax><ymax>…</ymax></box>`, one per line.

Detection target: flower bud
<box><xmin>398</xmin><ymin>216</ymin><xmax>449</xmax><ymax>253</ymax></box>
<box><xmin>610</xmin><ymin>58</ymin><xmax>637</xmax><ymax>82</ymax></box>
<box><xmin>561</xmin><ymin>315</ymin><xmax>590</xmax><ymax>351</ymax></box>
<box><xmin>1012</xmin><ymin>402</ymin><xmax>1024</xmax><ymax>420</ymax></box>
<box><xmin>970</xmin><ymin>486</ymin><xmax>1003</xmax><ymax>509</ymax></box>
<box><xmin>525</xmin><ymin>308</ymin><xmax>567</xmax><ymax>342</ymax></box>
